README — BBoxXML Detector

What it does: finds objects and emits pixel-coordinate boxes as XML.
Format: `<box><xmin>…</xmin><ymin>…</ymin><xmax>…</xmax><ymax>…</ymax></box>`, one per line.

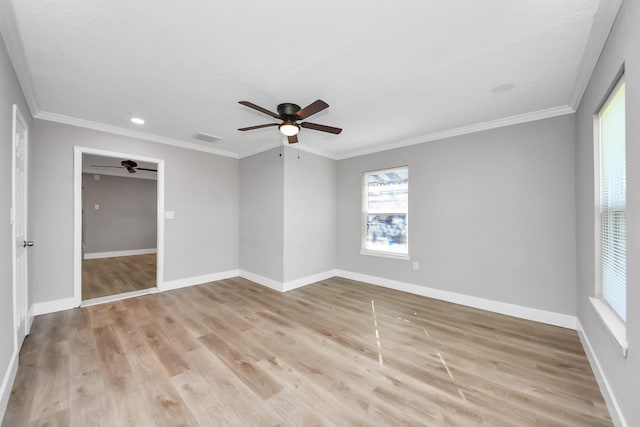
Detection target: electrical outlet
<box><xmin>412</xmin><ymin>261</ymin><xmax>419</xmax><ymax>270</ymax></box>
<box><xmin>94</xmin><ymin>204</ymin><xmax>100</xmax><ymax>210</ymax></box>
<box><xmin>165</xmin><ymin>211</ymin><xmax>175</xmax><ymax>220</ymax></box>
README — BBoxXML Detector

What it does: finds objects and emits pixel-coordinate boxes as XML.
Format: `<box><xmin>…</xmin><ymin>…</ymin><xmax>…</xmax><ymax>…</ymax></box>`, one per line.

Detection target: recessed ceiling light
<box><xmin>491</xmin><ymin>83</ymin><xmax>515</xmax><ymax>94</ymax></box>
<box><xmin>131</xmin><ymin>117</ymin><xmax>145</xmax><ymax>125</ymax></box>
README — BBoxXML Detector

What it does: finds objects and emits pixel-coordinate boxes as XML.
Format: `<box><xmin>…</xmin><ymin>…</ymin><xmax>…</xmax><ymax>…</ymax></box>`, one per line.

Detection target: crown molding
<box><xmin>34</xmin><ymin>111</ymin><xmax>239</xmax><ymax>159</ymax></box>
<box><xmin>335</xmin><ymin>105</ymin><xmax>575</xmax><ymax>160</ymax></box>
<box><xmin>33</xmin><ymin>105</ymin><xmax>574</xmax><ymax>164</ymax></box>
<box><xmin>293</xmin><ymin>142</ymin><xmax>338</xmax><ymax>160</ymax></box>
<box><xmin>237</xmin><ymin>142</ymin><xmax>282</xmax><ymax>159</ymax></box>
<box><xmin>238</xmin><ymin>136</ymin><xmax>338</xmax><ymax>160</ymax></box>
<box><xmin>568</xmin><ymin>0</ymin><xmax>623</xmax><ymax>110</ymax></box>
<box><xmin>0</xmin><ymin>2</ymin><xmax>40</xmax><ymax>115</ymax></box>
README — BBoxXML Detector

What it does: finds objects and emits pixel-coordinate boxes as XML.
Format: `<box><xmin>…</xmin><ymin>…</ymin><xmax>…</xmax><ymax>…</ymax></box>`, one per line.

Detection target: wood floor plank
<box><xmin>198</xmin><ymin>332</ymin><xmax>283</xmax><ymax>401</ymax></box>
<box><xmin>82</xmin><ymin>254</ymin><xmax>156</xmax><ymax>300</ymax></box>
<box><xmin>171</xmin><ymin>368</ymin><xmax>246</xmax><ymax>427</ymax></box>
<box><xmin>3</xmin><ymin>276</ymin><xmax>612</xmax><ymax>426</ymax></box>
<box><xmin>182</xmin><ymin>347</ymin><xmax>283</xmax><ymax>426</ymax></box>
<box><xmin>126</xmin><ymin>345</ymin><xmax>199</xmax><ymax>427</ymax></box>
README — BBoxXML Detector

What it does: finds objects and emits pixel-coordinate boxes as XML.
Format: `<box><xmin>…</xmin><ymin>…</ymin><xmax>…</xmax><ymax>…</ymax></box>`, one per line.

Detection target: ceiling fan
<box><xmin>238</xmin><ymin>99</ymin><xmax>342</xmax><ymax>143</ymax></box>
<box><xmin>90</xmin><ymin>160</ymin><xmax>157</xmax><ymax>174</ymax></box>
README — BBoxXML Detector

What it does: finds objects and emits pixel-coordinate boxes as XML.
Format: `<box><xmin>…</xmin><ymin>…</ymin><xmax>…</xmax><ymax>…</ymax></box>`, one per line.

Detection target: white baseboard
<box><xmin>576</xmin><ymin>319</ymin><xmax>627</xmax><ymax>427</ymax></box>
<box><xmin>31</xmin><ymin>297</ymin><xmax>78</xmax><ymax>316</ymax></box>
<box><xmin>30</xmin><ymin>267</ymin><xmax>576</xmax><ymax>330</ymax></box>
<box><xmin>335</xmin><ymin>270</ymin><xmax>577</xmax><ymax>329</ymax></box>
<box><xmin>161</xmin><ymin>269</ymin><xmax>240</xmax><ymax>291</ymax></box>
<box><xmin>27</xmin><ymin>305</ymin><xmax>34</xmax><ymax>333</ymax></box>
<box><xmin>29</xmin><ymin>270</ymin><xmax>240</xmax><ymax>316</ymax></box>
<box><xmin>83</xmin><ymin>248</ymin><xmax>157</xmax><ymax>260</ymax></box>
<box><xmin>238</xmin><ymin>269</ymin><xmax>339</xmax><ymax>292</ymax></box>
<box><xmin>0</xmin><ymin>349</ymin><xmax>18</xmax><ymax>423</ymax></box>
<box><xmin>81</xmin><ymin>288</ymin><xmax>156</xmax><ymax>307</ymax></box>
<box><xmin>283</xmin><ymin>269</ymin><xmax>340</xmax><ymax>291</ymax></box>
<box><xmin>238</xmin><ymin>270</ymin><xmax>283</xmax><ymax>292</ymax></box>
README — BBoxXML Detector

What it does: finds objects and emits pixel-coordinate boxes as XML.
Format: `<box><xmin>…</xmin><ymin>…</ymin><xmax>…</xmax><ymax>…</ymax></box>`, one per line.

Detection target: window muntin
<box><xmin>597</xmin><ymin>76</ymin><xmax>626</xmax><ymax>322</ymax></box>
<box><xmin>362</xmin><ymin>167</ymin><xmax>408</xmax><ymax>255</ymax></box>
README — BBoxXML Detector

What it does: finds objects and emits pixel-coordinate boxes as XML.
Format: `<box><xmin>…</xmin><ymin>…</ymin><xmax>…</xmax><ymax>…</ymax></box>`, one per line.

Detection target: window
<box><xmin>361</xmin><ymin>166</ymin><xmax>408</xmax><ymax>258</ymax></box>
<box><xmin>596</xmin><ymin>76</ymin><xmax>626</xmax><ymax>323</ymax></box>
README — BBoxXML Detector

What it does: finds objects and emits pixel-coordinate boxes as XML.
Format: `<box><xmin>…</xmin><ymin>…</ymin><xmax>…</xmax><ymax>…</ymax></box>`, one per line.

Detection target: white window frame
<box><xmin>360</xmin><ymin>166</ymin><xmax>410</xmax><ymax>260</ymax></box>
<box><xmin>592</xmin><ymin>73</ymin><xmax>627</xmax><ymax>357</ymax></box>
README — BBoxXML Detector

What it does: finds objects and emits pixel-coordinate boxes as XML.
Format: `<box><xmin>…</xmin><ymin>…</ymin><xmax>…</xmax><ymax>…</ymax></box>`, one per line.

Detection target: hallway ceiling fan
<box><xmin>238</xmin><ymin>99</ymin><xmax>342</xmax><ymax>143</ymax></box>
<box><xmin>90</xmin><ymin>160</ymin><xmax>157</xmax><ymax>174</ymax></box>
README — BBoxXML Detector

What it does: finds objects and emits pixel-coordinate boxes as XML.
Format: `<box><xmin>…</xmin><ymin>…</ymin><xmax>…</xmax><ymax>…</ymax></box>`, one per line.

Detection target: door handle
<box><xmin>23</xmin><ymin>240</ymin><xmax>34</xmax><ymax>248</ymax></box>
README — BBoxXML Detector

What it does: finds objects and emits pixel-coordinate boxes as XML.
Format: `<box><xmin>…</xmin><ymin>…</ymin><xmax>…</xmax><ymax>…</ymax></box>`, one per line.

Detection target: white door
<box><xmin>12</xmin><ymin>105</ymin><xmax>30</xmax><ymax>348</ymax></box>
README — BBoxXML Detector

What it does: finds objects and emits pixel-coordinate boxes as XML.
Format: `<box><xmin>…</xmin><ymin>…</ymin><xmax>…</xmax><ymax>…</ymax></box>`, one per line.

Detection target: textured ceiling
<box><xmin>3</xmin><ymin>0</ymin><xmax>620</xmax><ymax>158</ymax></box>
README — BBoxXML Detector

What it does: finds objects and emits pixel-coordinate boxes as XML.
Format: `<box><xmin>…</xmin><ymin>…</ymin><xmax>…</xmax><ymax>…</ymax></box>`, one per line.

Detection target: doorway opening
<box><xmin>73</xmin><ymin>147</ymin><xmax>165</xmax><ymax>306</ymax></box>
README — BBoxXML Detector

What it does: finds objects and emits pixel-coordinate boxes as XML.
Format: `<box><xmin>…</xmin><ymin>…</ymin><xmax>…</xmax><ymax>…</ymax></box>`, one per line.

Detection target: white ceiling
<box><xmin>2</xmin><ymin>0</ymin><xmax>622</xmax><ymax>159</ymax></box>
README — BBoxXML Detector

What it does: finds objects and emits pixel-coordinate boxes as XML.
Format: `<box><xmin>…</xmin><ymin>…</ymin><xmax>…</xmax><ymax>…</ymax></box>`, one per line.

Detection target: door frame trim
<box><xmin>73</xmin><ymin>146</ymin><xmax>165</xmax><ymax>306</ymax></box>
<box><xmin>11</xmin><ymin>104</ymin><xmax>30</xmax><ymax>346</ymax></box>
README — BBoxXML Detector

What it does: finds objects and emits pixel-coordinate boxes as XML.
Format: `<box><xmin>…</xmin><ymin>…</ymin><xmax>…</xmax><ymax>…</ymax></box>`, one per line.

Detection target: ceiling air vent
<box><xmin>193</xmin><ymin>132</ymin><xmax>222</xmax><ymax>143</ymax></box>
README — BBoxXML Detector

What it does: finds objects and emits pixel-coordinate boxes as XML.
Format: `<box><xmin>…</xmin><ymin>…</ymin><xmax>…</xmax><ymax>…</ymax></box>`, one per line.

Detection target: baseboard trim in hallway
<box><xmin>83</xmin><ymin>248</ymin><xmax>157</xmax><ymax>260</ymax></box>
<box><xmin>82</xmin><ymin>288</ymin><xmax>156</xmax><ymax>307</ymax></box>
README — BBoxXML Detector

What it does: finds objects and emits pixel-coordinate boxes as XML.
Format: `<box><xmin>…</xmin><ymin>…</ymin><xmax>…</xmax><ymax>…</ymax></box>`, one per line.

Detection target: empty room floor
<box><xmin>82</xmin><ymin>254</ymin><xmax>156</xmax><ymax>300</ymax></box>
<box><xmin>3</xmin><ymin>277</ymin><xmax>611</xmax><ymax>426</ymax></box>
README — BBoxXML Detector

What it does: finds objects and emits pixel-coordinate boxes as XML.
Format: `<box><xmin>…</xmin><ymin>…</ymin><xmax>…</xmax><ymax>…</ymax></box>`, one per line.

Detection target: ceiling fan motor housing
<box><xmin>238</xmin><ymin>99</ymin><xmax>341</xmax><ymax>141</ymax></box>
<box><xmin>277</xmin><ymin>103</ymin><xmax>301</xmax><ymax>119</ymax></box>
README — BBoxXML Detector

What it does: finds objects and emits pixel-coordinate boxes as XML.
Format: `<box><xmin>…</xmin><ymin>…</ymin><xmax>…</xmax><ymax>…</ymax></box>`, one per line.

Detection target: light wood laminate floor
<box><xmin>82</xmin><ymin>254</ymin><xmax>156</xmax><ymax>300</ymax></box>
<box><xmin>3</xmin><ymin>277</ymin><xmax>611</xmax><ymax>426</ymax></box>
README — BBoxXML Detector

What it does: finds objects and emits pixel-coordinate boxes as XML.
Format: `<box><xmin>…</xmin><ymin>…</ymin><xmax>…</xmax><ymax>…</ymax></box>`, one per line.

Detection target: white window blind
<box><xmin>598</xmin><ymin>78</ymin><xmax>626</xmax><ymax>321</ymax></box>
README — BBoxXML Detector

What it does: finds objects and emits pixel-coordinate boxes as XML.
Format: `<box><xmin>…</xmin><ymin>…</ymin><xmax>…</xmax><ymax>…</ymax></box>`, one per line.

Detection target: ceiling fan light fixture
<box><xmin>279</xmin><ymin>123</ymin><xmax>300</xmax><ymax>136</ymax></box>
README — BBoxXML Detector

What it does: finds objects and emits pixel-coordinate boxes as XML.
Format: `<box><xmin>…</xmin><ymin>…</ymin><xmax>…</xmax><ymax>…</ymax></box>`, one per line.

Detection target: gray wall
<box><xmin>0</xmin><ymin>31</ymin><xmax>32</xmax><ymax>416</ymax></box>
<box><xmin>337</xmin><ymin>115</ymin><xmax>576</xmax><ymax>315</ymax></box>
<box><xmin>30</xmin><ymin>120</ymin><xmax>239</xmax><ymax>303</ymax></box>
<box><xmin>82</xmin><ymin>172</ymin><xmax>157</xmax><ymax>254</ymax></box>
<box><xmin>283</xmin><ymin>147</ymin><xmax>337</xmax><ymax>282</ymax></box>
<box><xmin>239</xmin><ymin>148</ymin><xmax>284</xmax><ymax>282</ymax></box>
<box><xmin>575</xmin><ymin>0</ymin><xmax>639</xmax><ymax>424</ymax></box>
<box><xmin>239</xmin><ymin>146</ymin><xmax>338</xmax><ymax>284</ymax></box>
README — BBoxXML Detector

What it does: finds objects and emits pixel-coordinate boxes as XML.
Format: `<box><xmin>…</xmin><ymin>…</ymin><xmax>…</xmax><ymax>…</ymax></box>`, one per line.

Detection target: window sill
<box><xmin>359</xmin><ymin>249</ymin><xmax>410</xmax><ymax>260</ymax></box>
<box><xmin>589</xmin><ymin>297</ymin><xmax>628</xmax><ymax>357</ymax></box>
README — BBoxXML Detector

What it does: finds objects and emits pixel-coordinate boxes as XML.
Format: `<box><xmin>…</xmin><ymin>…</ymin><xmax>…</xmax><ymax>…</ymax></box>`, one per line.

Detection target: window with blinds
<box><xmin>362</xmin><ymin>167</ymin><xmax>409</xmax><ymax>256</ymax></box>
<box><xmin>597</xmin><ymin>76</ymin><xmax>626</xmax><ymax>322</ymax></box>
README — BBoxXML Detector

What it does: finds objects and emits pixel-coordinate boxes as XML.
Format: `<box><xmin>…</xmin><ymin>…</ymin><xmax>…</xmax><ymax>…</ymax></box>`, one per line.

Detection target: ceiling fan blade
<box><xmin>238</xmin><ymin>101</ymin><xmax>281</xmax><ymax>119</ymax></box>
<box><xmin>136</xmin><ymin>167</ymin><xmax>157</xmax><ymax>172</ymax></box>
<box><xmin>300</xmin><ymin>122</ymin><xmax>342</xmax><ymax>134</ymax></box>
<box><xmin>287</xmin><ymin>134</ymin><xmax>298</xmax><ymax>144</ymax></box>
<box><xmin>238</xmin><ymin>123</ymin><xmax>279</xmax><ymax>131</ymax></box>
<box><xmin>90</xmin><ymin>165</ymin><xmax>124</xmax><ymax>169</ymax></box>
<box><xmin>296</xmin><ymin>100</ymin><xmax>329</xmax><ymax>120</ymax></box>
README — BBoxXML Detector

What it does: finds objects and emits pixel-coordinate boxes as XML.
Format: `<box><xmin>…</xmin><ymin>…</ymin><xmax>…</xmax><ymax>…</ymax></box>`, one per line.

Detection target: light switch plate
<box><xmin>165</xmin><ymin>211</ymin><xmax>175</xmax><ymax>219</ymax></box>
